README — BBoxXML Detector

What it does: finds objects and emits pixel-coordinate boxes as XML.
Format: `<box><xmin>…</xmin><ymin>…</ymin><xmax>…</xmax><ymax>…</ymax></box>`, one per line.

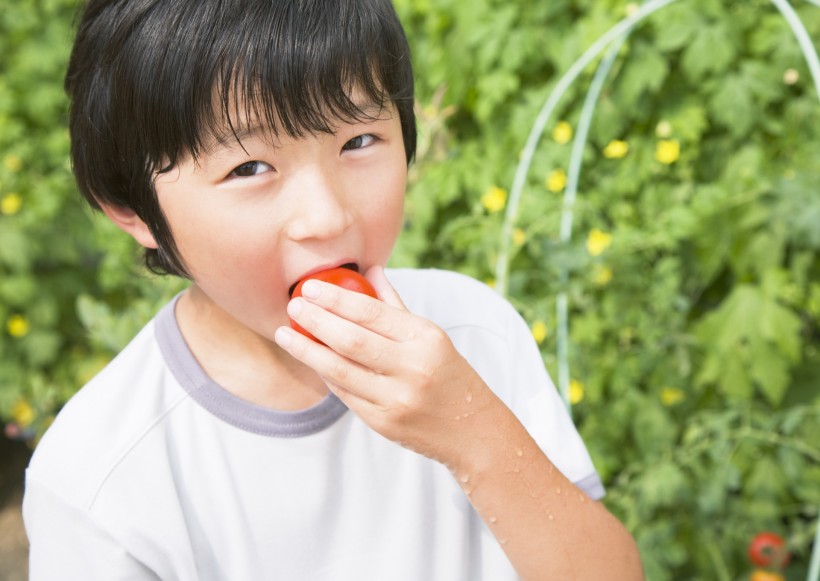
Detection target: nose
<box><xmin>284</xmin><ymin>168</ymin><xmax>355</xmax><ymax>241</ymax></box>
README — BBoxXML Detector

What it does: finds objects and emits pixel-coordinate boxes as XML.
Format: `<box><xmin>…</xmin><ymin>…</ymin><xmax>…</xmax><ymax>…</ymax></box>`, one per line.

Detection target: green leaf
<box><xmin>748</xmin><ymin>338</ymin><xmax>791</xmax><ymax>406</ymax></box>
<box><xmin>681</xmin><ymin>22</ymin><xmax>736</xmax><ymax>80</ymax></box>
<box><xmin>710</xmin><ymin>74</ymin><xmax>756</xmax><ymax>138</ymax></box>
<box><xmin>652</xmin><ymin>3</ymin><xmax>702</xmax><ymax>53</ymax></box>
<box><xmin>745</xmin><ymin>456</ymin><xmax>788</xmax><ymax>499</ymax></box>
<box><xmin>666</xmin><ymin>102</ymin><xmax>709</xmax><ymax>143</ymax></box>
<box><xmin>22</xmin><ymin>330</ymin><xmax>62</xmax><ymax>367</ymax></box>
<box><xmin>638</xmin><ymin>461</ymin><xmax>690</xmax><ymax>510</ymax></box>
<box><xmin>721</xmin><ymin>352</ymin><xmax>753</xmax><ymax>401</ymax></box>
<box><xmin>615</xmin><ymin>41</ymin><xmax>669</xmax><ymax>109</ymax></box>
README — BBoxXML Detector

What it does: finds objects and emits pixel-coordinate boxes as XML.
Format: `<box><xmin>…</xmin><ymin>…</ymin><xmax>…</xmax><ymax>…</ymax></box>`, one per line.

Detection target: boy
<box><xmin>23</xmin><ymin>0</ymin><xmax>643</xmax><ymax>578</ymax></box>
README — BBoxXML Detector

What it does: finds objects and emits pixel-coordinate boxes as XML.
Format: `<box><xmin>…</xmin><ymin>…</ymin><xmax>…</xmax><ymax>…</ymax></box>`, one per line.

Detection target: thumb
<box><xmin>365</xmin><ymin>266</ymin><xmax>407</xmax><ymax>310</ymax></box>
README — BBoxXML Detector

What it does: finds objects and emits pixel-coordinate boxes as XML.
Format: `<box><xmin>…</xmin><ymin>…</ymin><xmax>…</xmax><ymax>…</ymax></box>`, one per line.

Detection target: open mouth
<box><xmin>288</xmin><ymin>262</ymin><xmax>359</xmax><ymax>297</ymax></box>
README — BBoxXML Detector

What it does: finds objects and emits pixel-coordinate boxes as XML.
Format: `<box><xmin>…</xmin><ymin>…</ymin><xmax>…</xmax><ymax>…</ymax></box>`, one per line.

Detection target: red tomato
<box><xmin>289</xmin><ymin>267</ymin><xmax>378</xmax><ymax>343</ymax></box>
<box><xmin>750</xmin><ymin>570</ymin><xmax>785</xmax><ymax>581</ymax></box>
<box><xmin>748</xmin><ymin>532</ymin><xmax>790</xmax><ymax>569</ymax></box>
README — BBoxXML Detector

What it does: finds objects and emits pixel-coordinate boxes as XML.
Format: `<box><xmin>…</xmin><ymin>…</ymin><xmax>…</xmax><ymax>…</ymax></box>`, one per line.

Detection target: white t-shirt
<box><xmin>24</xmin><ymin>268</ymin><xmax>603</xmax><ymax>580</ymax></box>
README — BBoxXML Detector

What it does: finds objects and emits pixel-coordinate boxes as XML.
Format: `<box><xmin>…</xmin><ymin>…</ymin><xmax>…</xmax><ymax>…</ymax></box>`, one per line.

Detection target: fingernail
<box><xmin>287</xmin><ymin>298</ymin><xmax>303</xmax><ymax>317</ymax></box>
<box><xmin>301</xmin><ymin>280</ymin><xmax>321</xmax><ymax>299</ymax></box>
<box><xmin>275</xmin><ymin>327</ymin><xmax>293</xmax><ymax>348</ymax></box>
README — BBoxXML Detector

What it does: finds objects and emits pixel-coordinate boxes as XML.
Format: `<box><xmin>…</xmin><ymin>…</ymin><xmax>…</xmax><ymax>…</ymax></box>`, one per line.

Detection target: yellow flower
<box><xmin>6</xmin><ymin>314</ymin><xmax>29</xmax><ymax>337</ymax></box>
<box><xmin>783</xmin><ymin>68</ymin><xmax>799</xmax><ymax>85</ymax></box>
<box><xmin>552</xmin><ymin>121</ymin><xmax>573</xmax><ymax>145</ymax></box>
<box><xmin>3</xmin><ymin>154</ymin><xmax>22</xmax><ymax>173</ymax></box>
<box><xmin>593</xmin><ymin>265</ymin><xmax>613</xmax><ymax>286</ymax></box>
<box><xmin>512</xmin><ymin>228</ymin><xmax>527</xmax><ymax>246</ymax></box>
<box><xmin>481</xmin><ymin>186</ymin><xmax>507</xmax><ymax>213</ymax></box>
<box><xmin>545</xmin><ymin>169</ymin><xmax>567</xmax><ymax>193</ymax></box>
<box><xmin>12</xmin><ymin>399</ymin><xmax>35</xmax><ymax>428</ymax></box>
<box><xmin>655</xmin><ymin>139</ymin><xmax>680</xmax><ymax>165</ymax></box>
<box><xmin>586</xmin><ymin>229</ymin><xmax>613</xmax><ymax>256</ymax></box>
<box><xmin>484</xmin><ymin>277</ymin><xmax>496</xmax><ymax>289</ymax></box>
<box><xmin>569</xmin><ymin>379</ymin><xmax>585</xmax><ymax>405</ymax></box>
<box><xmin>603</xmin><ymin>140</ymin><xmax>629</xmax><ymax>159</ymax></box>
<box><xmin>531</xmin><ymin>320</ymin><xmax>548</xmax><ymax>344</ymax></box>
<box><xmin>655</xmin><ymin>120</ymin><xmax>672</xmax><ymax>138</ymax></box>
<box><xmin>660</xmin><ymin>386</ymin><xmax>685</xmax><ymax>407</ymax></box>
<box><xmin>1</xmin><ymin>193</ymin><xmax>22</xmax><ymax>215</ymax></box>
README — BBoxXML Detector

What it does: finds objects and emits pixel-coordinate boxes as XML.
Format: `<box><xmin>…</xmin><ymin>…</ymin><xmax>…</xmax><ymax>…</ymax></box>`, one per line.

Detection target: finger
<box><xmin>287</xmin><ymin>297</ymin><xmax>396</xmax><ymax>374</ymax></box>
<box><xmin>365</xmin><ymin>265</ymin><xmax>407</xmax><ymax>310</ymax></box>
<box><xmin>296</xmin><ymin>279</ymin><xmax>417</xmax><ymax>343</ymax></box>
<box><xmin>274</xmin><ymin>325</ymin><xmax>383</xmax><ymax>403</ymax></box>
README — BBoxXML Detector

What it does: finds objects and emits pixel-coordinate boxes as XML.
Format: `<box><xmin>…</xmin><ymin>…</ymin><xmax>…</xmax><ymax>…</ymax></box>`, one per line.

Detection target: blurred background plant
<box><xmin>1</xmin><ymin>0</ymin><xmax>819</xmax><ymax>578</ymax></box>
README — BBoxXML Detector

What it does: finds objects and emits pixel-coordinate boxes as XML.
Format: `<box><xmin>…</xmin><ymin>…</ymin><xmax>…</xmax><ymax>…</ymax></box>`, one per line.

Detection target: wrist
<box><xmin>442</xmin><ymin>394</ymin><xmax>535</xmax><ymax>483</ymax></box>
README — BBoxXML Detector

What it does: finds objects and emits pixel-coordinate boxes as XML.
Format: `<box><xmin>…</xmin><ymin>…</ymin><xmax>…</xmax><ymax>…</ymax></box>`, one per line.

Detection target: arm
<box><xmin>24</xmin><ymin>475</ymin><xmax>160</xmax><ymax>581</ymax></box>
<box><xmin>275</xmin><ymin>266</ymin><xmax>644</xmax><ymax>580</ymax></box>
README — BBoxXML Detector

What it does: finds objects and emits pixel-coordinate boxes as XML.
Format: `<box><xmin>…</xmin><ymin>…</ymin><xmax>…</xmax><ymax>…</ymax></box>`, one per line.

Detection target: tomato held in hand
<box><xmin>747</xmin><ymin>531</ymin><xmax>790</xmax><ymax>569</ymax></box>
<box><xmin>290</xmin><ymin>267</ymin><xmax>378</xmax><ymax>343</ymax></box>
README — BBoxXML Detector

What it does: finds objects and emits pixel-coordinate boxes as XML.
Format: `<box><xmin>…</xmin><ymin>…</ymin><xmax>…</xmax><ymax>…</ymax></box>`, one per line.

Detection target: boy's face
<box><xmin>151</xmin><ymin>100</ymin><xmax>407</xmax><ymax>340</ymax></box>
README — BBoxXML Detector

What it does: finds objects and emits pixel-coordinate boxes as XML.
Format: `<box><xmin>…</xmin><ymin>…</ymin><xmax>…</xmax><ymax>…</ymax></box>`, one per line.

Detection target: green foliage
<box><xmin>1</xmin><ymin>0</ymin><xmax>819</xmax><ymax>578</ymax></box>
<box><xmin>0</xmin><ymin>0</ymin><xmax>185</xmax><ymax>437</ymax></box>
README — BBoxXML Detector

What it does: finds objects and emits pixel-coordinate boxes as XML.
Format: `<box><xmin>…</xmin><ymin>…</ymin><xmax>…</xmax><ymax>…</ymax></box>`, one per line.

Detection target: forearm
<box><xmin>447</xmin><ymin>396</ymin><xmax>644</xmax><ymax>580</ymax></box>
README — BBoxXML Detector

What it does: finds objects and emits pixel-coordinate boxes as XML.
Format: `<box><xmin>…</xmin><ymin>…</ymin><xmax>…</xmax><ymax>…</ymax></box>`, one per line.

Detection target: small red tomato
<box><xmin>290</xmin><ymin>267</ymin><xmax>378</xmax><ymax>343</ymax></box>
<box><xmin>750</xmin><ymin>570</ymin><xmax>785</xmax><ymax>581</ymax></box>
<box><xmin>748</xmin><ymin>532</ymin><xmax>790</xmax><ymax>569</ymax></box>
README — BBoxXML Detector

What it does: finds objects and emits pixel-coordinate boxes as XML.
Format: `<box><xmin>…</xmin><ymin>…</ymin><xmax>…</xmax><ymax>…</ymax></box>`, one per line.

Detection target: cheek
<box><xmin>363</xmin><ymin>164</ymin><xmax>406</xmax><ymax>256</ymax></box>
<box><xmin>161</xmin><ymin>195</ymin><xmax>278</xmax><ymax>285</ymax></box>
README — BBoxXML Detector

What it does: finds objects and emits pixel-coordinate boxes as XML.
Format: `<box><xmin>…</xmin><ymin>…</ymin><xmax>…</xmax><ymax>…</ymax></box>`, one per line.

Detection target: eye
<box><xmin>230</xmin><ymin>160</ymin><xmax>273</xmax><ymax>178</ymax></box>
<box><xmin>342</xmin><ymin>134</ymin><xmax>378</xmax><ymax>151</ymax></box>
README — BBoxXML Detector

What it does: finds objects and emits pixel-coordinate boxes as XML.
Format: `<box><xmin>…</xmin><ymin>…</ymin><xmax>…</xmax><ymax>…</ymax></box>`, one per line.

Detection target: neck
<box><xmin>174</xmin><ymin>285</ymin><xmax>329</xmax><ymax>411</ymax></box>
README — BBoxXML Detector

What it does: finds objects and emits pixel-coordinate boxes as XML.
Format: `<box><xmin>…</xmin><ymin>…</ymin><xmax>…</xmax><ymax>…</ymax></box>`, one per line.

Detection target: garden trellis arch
<box><xmin>492</xmin><ymin>1</ymin><xmax>820</xmax><ymax>578</ymax></box>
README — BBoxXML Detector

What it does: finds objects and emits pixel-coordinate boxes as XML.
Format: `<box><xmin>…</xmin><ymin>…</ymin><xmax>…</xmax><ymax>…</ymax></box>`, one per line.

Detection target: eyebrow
<box><xmin>203</xmin><ymin>126</ymin><xmax>265</xmax><ymax>156</ymax></box>
<box><xmin>201</xmin><ymin>101</ymin><xmax>390</xmax><ymax>156</ymax></box>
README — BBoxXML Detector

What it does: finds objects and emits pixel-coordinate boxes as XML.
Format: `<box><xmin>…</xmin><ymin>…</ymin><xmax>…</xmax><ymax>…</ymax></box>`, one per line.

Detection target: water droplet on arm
<box><xmin>465</xmin><ymin>392</ymin><xmax>473</xmax><ymax>403</ymax></box>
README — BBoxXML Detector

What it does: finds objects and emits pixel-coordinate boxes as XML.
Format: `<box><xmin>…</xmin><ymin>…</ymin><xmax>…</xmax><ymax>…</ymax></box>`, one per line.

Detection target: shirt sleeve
<box><xmin>384</xmin><ymin>268</ymin><xmax>606</xmax><ymax>499</ymax></box>
<box><xmin>23</xmin><ymin>474</ymin><xmax>160</xmax><ymax>581</ymax></box>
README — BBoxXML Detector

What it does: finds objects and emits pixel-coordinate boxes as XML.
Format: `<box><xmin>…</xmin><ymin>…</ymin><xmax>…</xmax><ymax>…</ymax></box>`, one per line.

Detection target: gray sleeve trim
<box><xmin>574</xmin><ymin>472</ymin><xmax>606</xmax><ymax>501</ymax></box>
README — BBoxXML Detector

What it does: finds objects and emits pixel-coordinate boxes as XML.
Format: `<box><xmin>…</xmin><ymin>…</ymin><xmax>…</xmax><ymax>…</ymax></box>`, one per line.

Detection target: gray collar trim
<box><xmin>154</xmin><ymin>295</ymin><xmax>348</xmax><ymax>437</ymax></box>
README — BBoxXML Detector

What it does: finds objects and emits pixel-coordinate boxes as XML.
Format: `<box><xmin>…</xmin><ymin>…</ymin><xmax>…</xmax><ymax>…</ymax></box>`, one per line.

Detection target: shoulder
<box><xmin>385</xmin><ymin>268</ymin><xmax>534</xmax><ymax>401</ymax></box>
<box><xmin>385</xmin><ymin>268</ymin><xmax>516</xmax><ymax>336</ymax></box>
<box><xmin>27</xmin><ymin>308</ymin><xmax>187</xmax><ymax>509</ymax></box>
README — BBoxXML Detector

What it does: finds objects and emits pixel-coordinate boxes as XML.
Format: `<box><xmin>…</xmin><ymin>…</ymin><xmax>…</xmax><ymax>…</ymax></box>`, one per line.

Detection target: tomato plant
<box><xmin>290</xmin><ymin>267</ymin><xmax>378</xmax><ymax>342</ymax></box>
<box><xmin>747</xmin><ymin>532</ymin><xmax>790</xmax><ymax>569</ymax></box>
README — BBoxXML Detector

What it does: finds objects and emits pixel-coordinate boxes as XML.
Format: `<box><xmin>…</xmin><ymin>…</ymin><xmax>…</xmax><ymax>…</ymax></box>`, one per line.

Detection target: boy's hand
<box><xmin>274</xmin><ymin>266</ymin><xmax>497</xmax><ymax>466</ymax></box>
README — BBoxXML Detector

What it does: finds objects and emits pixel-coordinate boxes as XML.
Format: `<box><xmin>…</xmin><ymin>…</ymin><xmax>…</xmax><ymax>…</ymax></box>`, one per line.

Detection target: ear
<box><xmin>98</xmin><ymin>202</ymin><xmax>159</xmax><ymax>249</ymax></box>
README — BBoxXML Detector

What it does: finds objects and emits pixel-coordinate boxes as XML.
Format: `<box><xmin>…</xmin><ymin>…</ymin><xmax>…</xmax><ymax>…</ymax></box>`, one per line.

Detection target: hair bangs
<box><xmin>174</xmin><ymin>0</ymin><xmax>408</xmax><ymax>165</ymax></box>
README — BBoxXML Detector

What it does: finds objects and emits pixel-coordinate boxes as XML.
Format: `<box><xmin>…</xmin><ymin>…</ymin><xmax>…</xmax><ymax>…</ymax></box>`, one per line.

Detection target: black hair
<box><xmin>66</xmin><ymin>0</ymin><xmax>416</xmax><ymax>277</ymax></box>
